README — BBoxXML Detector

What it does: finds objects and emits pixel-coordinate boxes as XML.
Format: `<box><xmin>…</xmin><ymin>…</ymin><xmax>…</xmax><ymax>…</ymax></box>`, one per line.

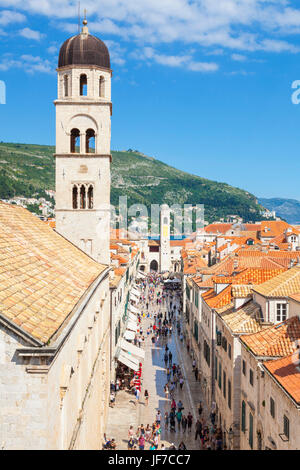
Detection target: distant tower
<box><xmin>54</xmin><ymin>18</ymin><xmax>111</xmax><ymax>265</ymax></box>
<box><xmin>160</xmin><ymin>204</ymin><xmax>171</xmax><ymax>272</ymax></box>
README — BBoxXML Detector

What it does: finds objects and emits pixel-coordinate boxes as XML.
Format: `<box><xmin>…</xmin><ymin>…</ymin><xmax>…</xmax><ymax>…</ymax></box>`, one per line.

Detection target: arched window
<box><xmin>72</xmin><ymin>185</ymin><xmax>78</xmax><ymax>209</ymax></box>
<box><xmin>80</xmin><ymin>185</ymin><xmax>86</xmax><ymax>209</ymax></box>
<box><xmin>163</xmin><ymin>217</ymin><xmax>168</xmax><ymax>224</ymax></box>
<box><xmin>86</xmin><ymin>129</ymin><xmax>95</xmax><ymax>153</ymax></box>
<box><xmin>87</xmin><ymin>185</ymin><xmax>94</xmax><ymax>209</ymax></box>
<box><xmin>99</xmin><ymin>76</ymin><xmax>105</xmax><ymax>97</ymax></box>
<box><xmin>64</xmin><ymin>75</ymin><xmax>69</xmax><ymax>97</ymax></box>
<box><xmin>80</xmin><ymin>74</ymin><xmax>87</xmax><ymax>96</ymax></box>
<box><xmin>70</xmin><ymin>128</ymin><xmax>80</xmax><ymax>153</ymax></box>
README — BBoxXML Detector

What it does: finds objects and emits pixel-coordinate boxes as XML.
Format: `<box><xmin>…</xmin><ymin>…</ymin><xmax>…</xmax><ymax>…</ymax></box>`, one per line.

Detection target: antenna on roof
<box><xmin>78</xmin><ymin>1</ymin><xmax>80</xmax><ymax>33</ymax></box>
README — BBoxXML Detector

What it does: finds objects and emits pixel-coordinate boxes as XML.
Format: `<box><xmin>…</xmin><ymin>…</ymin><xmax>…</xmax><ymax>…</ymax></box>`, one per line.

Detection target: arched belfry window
<box><xmin>80</xmin><ymin>74</ymin><xmax>87</xmax><ymax>96</ymax></box>
<box><xmin>163</xmin><ymin>217</ymin><xmax>168</xmax><ymax>224</ymax></box>
<box><xmin>64</xmin><ymin>75</ymin><xmax>69</xmax><ymax>97</ymax></box>
<box><xmin>72</xmin><ymin>185</ymin><xmax>78</xmax><ymax>209</ymax></box>
<box><xmin>70</xmin><ymin>128</ymin><xmax>80</xmax><ymax>153</ymax></box>
<box><xmin>86</xmin><ymin>129</ymin><xmax>95</xmax><ymax>153</ymax></box>
<box><xmin>80</xmin><ymin>185</ymin><xmax>86</xmax><ymax>209</ymax></box>
<box><xmin>99</xmin><ymin>76</ymin><xmax>105</xmax><ymax>97</ymax></box>
<box><xmin>88</xmin><ymin>185</ymin><xmax>94</xmax><ymax>209</ymax></box>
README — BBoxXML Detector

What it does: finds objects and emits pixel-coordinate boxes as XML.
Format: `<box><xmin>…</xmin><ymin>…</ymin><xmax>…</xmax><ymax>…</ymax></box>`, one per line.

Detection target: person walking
<box><xmin>181</xmin><ymin>415</ymin><xmax>187</xmax><ymax>433</ymax></box>
<box><xmin>176</xmin><ymin>409</ymin><xmax>182</xmax><ymax>429</ymax></box>
<box><xmin>179</xmin><ymin>377</ymin><xmax>184</xmax><ymax>390</ymax></box>
<box><xmin>198</xmin><ymin>401</ymin><xmax>203</xmax><ymax>417</ymax></box>
<box><xmin>195</xmin><ymin>419</ymin><xmax>202</xmax><ymax>441</ymax></box>
<box><xmin>138</xmin><ymin>434</ymin><xmax>145</xmax><ymax>450</ymax></box>
<box><xmin>194</xmin><ymin>367</ymin><xmax>199</xmax><ymax>381</ymax></box>
<box><xmin>144</xmin><ymin>389</ymin><xmax>149</xmax><ymax>406</ymax></box>
<box><xmin>134</xmin><ymin>388</ymin><xmax>140</xmax><ymax>405</ymax></box>
<box><xmin>164</xmin><ymin>411</ymin><xmax>169</xmax><ymax>431</ymax></box>
<box><xmin>187</xmin><ymin>412</ymin><xmax>193</xmax><ymax>433</ymax></box>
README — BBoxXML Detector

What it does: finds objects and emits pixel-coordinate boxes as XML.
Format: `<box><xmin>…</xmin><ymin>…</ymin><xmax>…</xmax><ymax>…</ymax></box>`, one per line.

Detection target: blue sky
<box><xmin>1</xmin><ymin>1</ymin><xmax>300</xmax><ymax>200</ymax></box>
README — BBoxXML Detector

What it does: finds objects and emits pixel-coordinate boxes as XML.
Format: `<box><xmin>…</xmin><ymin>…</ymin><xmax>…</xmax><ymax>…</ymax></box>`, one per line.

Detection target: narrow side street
<box><xmin>106</xmin><ymin>275</ymin><xmax>210</xmax><ymax>450</ymax></box>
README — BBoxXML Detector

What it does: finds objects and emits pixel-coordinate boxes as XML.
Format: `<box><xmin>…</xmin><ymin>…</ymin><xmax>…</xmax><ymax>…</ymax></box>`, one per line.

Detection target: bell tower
<box><xmin>54</xmin><ymin>19</ymin><xmax>111</xmax><ymax>265</ymax></box>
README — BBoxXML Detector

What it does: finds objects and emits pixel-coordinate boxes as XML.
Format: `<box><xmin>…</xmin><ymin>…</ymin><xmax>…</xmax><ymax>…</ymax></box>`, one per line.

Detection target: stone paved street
<box><xmin>106</xmin><ymin>279</ymin><xmax>210</xmax><ymax>450</ymax></box>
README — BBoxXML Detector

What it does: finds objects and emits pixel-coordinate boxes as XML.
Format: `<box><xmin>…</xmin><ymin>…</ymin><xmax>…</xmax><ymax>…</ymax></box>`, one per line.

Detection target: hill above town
<box><xmin>0</xmin><ymin>142</ymin><xmax>265</xmax><ymax>223</ymax></box>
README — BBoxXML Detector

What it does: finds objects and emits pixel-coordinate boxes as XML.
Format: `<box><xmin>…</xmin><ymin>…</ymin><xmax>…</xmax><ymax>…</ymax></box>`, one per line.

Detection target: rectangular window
<box><xmin>195</xmin><ymin>291</ymin><xmax>199</xmax><ymax>308</ymax></box>
<box><xmin>242</xmin><ymin>360</ymin><xmax>246</xmax><ymax>376</ymax></box>
<box><xmin>249</xmin><ymin>413</ymin><xmax>253</xmax><ymax>449</ymax></box>
<box><xmin>250</xmin><ymin>368</ymin><xmax>254</xmax><ymax>386</ymax></box>
<box><xmin>194</xmin><ymin>320</ymin><xmax>199</xmax><ymax>342</ymax></box>
<box><xmin>223</xmin><ymin>371</ymin><xmax>226</xmax><ymax>398</ymax></box>
<box><xmin>203</xmin><ymin>340</ymin><xmax>210</xmax><ymax>367</ymax></box>
<box><xmin>228</xmin><ymin>344</ymin><xmax>232</xmax><ymax>359</ymax></box>
<box><xmin>186</xmin><ymin>284</ymin><xmax>190</xmax><ymax>300</ymax></box>
<box><xmin>276</xmin><ymin>303</ymin><xmax>287</xmax><ymax>322</ymax></box>
<box><xmin>218</xmin><ymin>363</ymin><xmax>222</xmax><ymax>389</ymax></box>
<box><xmin>228</xmin><ymin>380</ymin><xmax>232</xmax><ymax>409</ymax></box>
<box><xmin>241</xmin><ymin>401</ymin><xmax>246</xmax><ymax>432</ymax></box>
<box><xmin>215</xmin><ymin>356</ymin><xmax>218</xmax><ymax>381</ymax></box>
<box><xmin>270</xmin><ymin>397</ymin><xmax>275</xmax><ymax>419</ymax></box>
<box><xmin>283</xmin><ymin>415</ymin><xmax>290</xmax><ymax>440</ymax></box>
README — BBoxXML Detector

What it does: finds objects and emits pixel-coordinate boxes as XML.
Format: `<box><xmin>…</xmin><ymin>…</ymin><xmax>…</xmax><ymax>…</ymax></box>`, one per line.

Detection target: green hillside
<box><xmin>0</xmin><ymin>142</ymin><xmax>265</xmax><ymax>223</ymax></box>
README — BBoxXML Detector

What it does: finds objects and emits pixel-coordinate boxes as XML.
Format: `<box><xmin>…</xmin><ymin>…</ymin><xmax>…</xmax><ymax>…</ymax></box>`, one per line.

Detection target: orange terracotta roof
<box><xmin>264</xmin><ymin>354</ymin><xmax>300</xmax><ymax>404</ymax></box>
<box><xmin>260</xmin><ymin>221</ymin><xmax>291</xmax><ymax>238</ymax></box>
<box><xmin>253</xmin><ymin>267</ymin><xmax>300</xmax><ymax>297</ymax></box>
<box><xmin>218</xmin><ymin>300</ymin><xmax>262</xmax><ymax>334</ymax></box>
<box><xmin>240</xmin><ymin>316</ymin><xmax>300</xmax><ymax>357</ymax></box>
<box><xmin>205</xmin><ymin>223</ymin><xmax>232</xmax><ymax>234</ymax></box>
<box><xmin>289</xmin><ymin>293</ymin><xmax>300</xmax><ymax>303</ymax></box>
<box><xmin>0</xmin><ymin>202</ymin><xmax>107</xmax><ymax>344</ymax></box>
<box><xmin>45</xmin><ymin>219</ymin><xmax>56</xmax><ymax>229</ymax></box>
<box><xmin>114</xmin><ymin>267</ymin><xmax>127</xmax><ymax>276</ymax></box>
<box><xmin>202</xmin><ymin>285</ymin><xmax>232</xmax><ymax>309</ymax></box>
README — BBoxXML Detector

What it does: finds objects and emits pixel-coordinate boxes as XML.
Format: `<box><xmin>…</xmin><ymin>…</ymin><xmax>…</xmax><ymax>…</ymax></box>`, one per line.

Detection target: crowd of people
<box><xmin>105</xmin><ymin>272</ymin><xmax>224</xmax><ymax>451</ymax></box>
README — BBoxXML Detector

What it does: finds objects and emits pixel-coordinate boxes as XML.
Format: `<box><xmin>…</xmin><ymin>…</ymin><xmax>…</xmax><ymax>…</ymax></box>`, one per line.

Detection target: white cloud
<box><xmin>104</xmin><ymin>39</ymin><xmax>126</xmax><ymax>66</ymax></box>
<box><xmin>0</xmin><ymin>9</ymin><xmax>26</xmax><ymax>25</ymax></box>
<box><xmin>0</xmin><ymin>53</ymin><xmax>54</xmax><ymax>74</ymax></box>
<box><xmin>47</xmin><ymin>45</ymin><xmax>58</xmax><ymax>54</ymax></box>
<box><xmin>231</xmin><ymin>53</ymin><xmax>246</xmax><ymax>62</ymax></box>
<box><xmin>19</xmin><ymin>27</ymin><xmax>44</xmax><ymax>41</ymax></box>
<box><xmin>133</xmin><ymin>46</ymin><xmax>219</xmax><ymax>72</ymax></box>
<box><xmin>1</xmin><ymin>0</ymin><xmax>300</xmax><ymax>70</ymax></box>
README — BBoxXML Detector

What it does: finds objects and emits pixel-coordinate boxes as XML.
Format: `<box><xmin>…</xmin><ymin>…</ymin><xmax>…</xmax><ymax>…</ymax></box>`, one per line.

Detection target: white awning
<box><xmin>128</xmin><ymin>312</ymin><xmax>137</xmax><ymax>322</ymax></box>
<box><xmin>127</xmin><ymin>320</ymin><xmax>138</xmax><ymax>332</ymax></box>
<box><xmin>131</xmin><ymin>287</ymin><xmax>141</xmax><ymax>297</ymax></box>
<box><xmin>128</xmin><ymin>304</ymin><xmax>139</xmax><ymax>315</ymax></box>
<box><xmin>120</xmin><ymin>338</ymin><xmax>145</xmax><ymax>359</ymax></box>
<box><xmin>129</xmin><ymin>293</ymin><xmax>139</xmax><ymax>302</ymax></box>
<box><xmin>117</xmin><ymin>350</ymin><xmax>139</xmax><ymax>371</ymax></box>
<box><xmin>124</xmin><ymin>329</ymin><xmax>135</xmax><ymax>341</ymax></box>
<box><xmin>137</xmin><ymin>271</ymin><xmax>146</xmax><ymax>278</ymax></box>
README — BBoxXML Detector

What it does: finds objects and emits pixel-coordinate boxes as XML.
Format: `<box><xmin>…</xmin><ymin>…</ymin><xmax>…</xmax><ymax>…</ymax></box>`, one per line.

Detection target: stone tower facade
<box><xmin>160</xmin><ymin>204</ymin><xmax>171</xmax><ymax>272</ymax></box>
<box><xmin>54</xmin><ymin>20</ymin><xmax>111</xmax><ymax>265</ymax></box>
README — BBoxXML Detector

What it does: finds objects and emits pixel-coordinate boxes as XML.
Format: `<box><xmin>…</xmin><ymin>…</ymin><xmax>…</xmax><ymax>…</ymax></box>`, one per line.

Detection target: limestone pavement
<box><xmin>106</xmin><ymin>280</ymin><xmax>210</xmax><ymax>450</ymax></box>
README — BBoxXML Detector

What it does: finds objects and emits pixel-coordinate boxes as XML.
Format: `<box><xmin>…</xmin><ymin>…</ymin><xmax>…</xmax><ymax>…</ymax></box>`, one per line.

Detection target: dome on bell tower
<box><xmin>58</xmin><ymin>20</ymin><xmax>110</xmax><ymax>70</ymax></box>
